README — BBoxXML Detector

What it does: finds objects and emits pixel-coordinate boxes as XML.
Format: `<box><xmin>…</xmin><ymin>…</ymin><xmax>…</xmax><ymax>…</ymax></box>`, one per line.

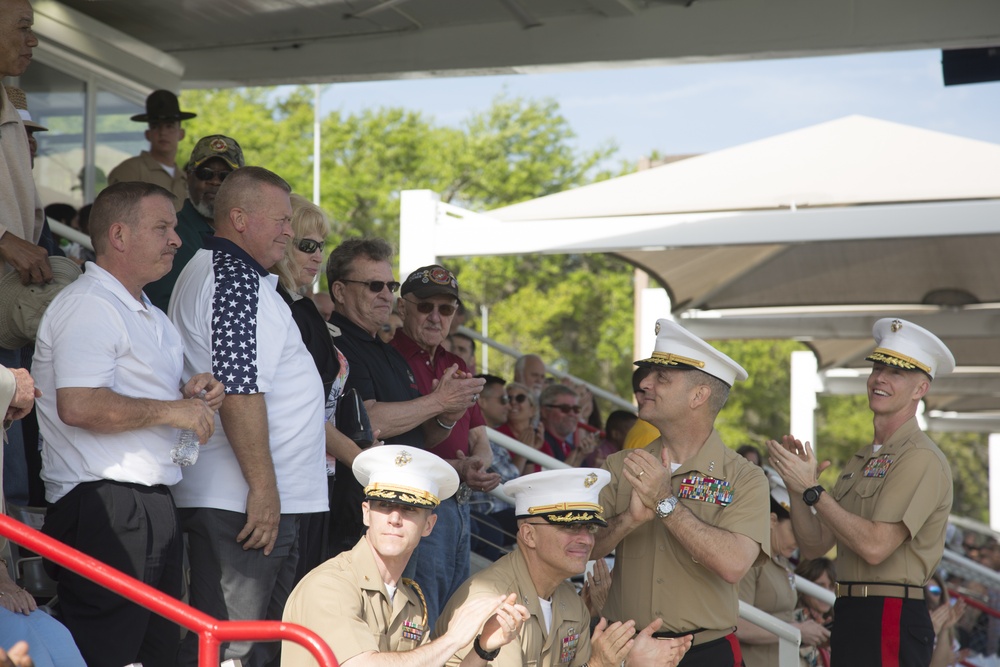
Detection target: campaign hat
<box><xmin>131</xmin><ymin>90</ymin><xmax>196</xmax><ymax>123</ymax></box>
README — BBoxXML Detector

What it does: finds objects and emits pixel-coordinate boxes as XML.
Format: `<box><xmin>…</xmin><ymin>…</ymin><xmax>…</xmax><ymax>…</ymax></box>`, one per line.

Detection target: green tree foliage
<box><xmin>935</xmin><ymin>431</ymin><xmax>990</xmax><ymax>522</ymax></box>
<box><xmin>713</xmin><ymin>340</ymin><xmax>809</xmax><ymax>449</ymax></box>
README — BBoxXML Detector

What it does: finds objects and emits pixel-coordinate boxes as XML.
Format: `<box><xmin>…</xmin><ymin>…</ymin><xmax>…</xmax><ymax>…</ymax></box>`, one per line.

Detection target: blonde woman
<box><xmin>271</xmin><ymin>194</ymin><xmax>357</xmax><ymax>579</ymax></box>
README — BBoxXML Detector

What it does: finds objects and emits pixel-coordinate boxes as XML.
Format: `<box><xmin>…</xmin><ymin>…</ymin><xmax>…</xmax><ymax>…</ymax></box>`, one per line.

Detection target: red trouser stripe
<box><xmin>881</xmin><ymin>597</ymin><xmax>903</xmax><ymax>667</ymax></box>
<box><xmin>726</xmin><ymin>633</ymin><xmax>742</xmax><ymax>667</ymax></box>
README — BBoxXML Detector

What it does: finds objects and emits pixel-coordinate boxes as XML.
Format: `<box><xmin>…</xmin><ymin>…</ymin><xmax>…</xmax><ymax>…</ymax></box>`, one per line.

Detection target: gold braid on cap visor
<box><xmin>528</xmin><ymin>502</ymin><xmax>605</xmax><ymax>523</ymax></box>
<box><xmin>648</xmin><ymin>352</ymin><xmax>706</xmax><ymax>368</ymax></box>
<box><xmin>365</xmin><ymin>484</ymin><xmax>439</xmax><ymax>508</ymax></box>
<box><xmin>866</xmin><ymin>348</ymin><xmax>931</xmax><ymax>374</ymax></box>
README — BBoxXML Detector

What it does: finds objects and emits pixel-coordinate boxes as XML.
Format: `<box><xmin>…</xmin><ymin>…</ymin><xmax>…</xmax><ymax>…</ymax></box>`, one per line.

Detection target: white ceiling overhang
<box><xmin>40</xmin><ymin>0</ymin><xmax>1000</xmax><ymax>87</ymax></box>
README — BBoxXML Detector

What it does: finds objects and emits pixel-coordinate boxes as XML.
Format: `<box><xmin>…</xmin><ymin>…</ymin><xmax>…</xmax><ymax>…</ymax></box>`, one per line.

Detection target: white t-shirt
<box><xmin>168</xmin><ymin>239</ymin><xmax>327</xmax><ymax>514</ymax></box>
<box><xmin>33</xmin><ymin>262</ymin><xmax>185</xmax><ymax>502</ymax></box>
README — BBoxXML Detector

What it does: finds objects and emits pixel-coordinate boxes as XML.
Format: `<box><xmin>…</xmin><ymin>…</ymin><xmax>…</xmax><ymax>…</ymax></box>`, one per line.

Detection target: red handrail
<box><xmin>0</xmin><ymin>513</ymin><xmax>338</xmax><ymax>667</ymax></box>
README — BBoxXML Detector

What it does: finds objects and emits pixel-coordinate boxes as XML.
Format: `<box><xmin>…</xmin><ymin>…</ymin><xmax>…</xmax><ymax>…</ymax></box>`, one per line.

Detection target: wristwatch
<box><xmin>802</xmin><ymin>485</ymin><xmax>825</xmax><ymax>507</ymax></box>
<box><xmin>473</xmin><ymin>634</ymin><xmax>500</xmax><ymax>661</ymax></box>
<box><xmin>654</xmin><ymin>496</ymin><xmax>678</xmax><ymax>519</ymax></box>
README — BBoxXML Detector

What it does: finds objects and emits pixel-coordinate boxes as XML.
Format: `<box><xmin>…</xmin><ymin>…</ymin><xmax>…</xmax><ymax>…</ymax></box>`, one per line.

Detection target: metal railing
<box><xmin>0</xmin><ymin>513</ymin><xmax>338</xmax><ymax>667</ymax></box>
<box><xmin>457</xmin><ymin>326</ymin><xmax>637</xmax><ymax>413</ymax></box>
<box><xmin>943</xmin><ymin>548</ymin><xmax>1000</xmax><ymax>590</ymax></box>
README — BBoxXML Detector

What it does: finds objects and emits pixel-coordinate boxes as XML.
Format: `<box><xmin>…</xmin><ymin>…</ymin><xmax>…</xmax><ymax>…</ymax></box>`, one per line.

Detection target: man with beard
<box><xmin>145</xmin><ymin>134</ymin><xmax>245</xmax><ymax>311</ymax></box>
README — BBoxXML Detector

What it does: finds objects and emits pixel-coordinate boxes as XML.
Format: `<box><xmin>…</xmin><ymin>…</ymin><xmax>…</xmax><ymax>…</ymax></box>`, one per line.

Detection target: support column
<box><xmin>990</xmin><ymin>434</ymin><xmax>1000</xmax><ymax>532</ymax></box>
<box><xmin>399</xmin><ymin>190</ymin><xmax>441</xmax><ymax>277</ymax></box>
<box><xmin>790</xmin><ymin>351</ymin><xmax>818</xmax><ymax>451</ymax></box>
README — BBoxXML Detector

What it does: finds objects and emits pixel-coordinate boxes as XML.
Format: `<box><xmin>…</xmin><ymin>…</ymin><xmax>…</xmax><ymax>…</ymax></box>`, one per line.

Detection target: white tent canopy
<box><xmin>493</xmin><ymin>115</ymin><xmax>1000</xmax><ymax>221</ymax></box>
<box><xmin>399</xmin><ymin>115</ymin><xmax>1000</xmax><ymax>426</ymax></box>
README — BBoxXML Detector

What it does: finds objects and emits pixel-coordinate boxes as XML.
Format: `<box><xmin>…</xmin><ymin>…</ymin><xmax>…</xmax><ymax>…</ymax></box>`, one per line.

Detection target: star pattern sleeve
<box><xmin>211</xmin><ymin>252</ymin><xmax>262</xmax><ymax>395</ymax></box>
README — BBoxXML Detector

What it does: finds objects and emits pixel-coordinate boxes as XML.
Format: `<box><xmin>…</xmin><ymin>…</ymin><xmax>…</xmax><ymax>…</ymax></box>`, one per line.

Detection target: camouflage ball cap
<box><xmin>188</xmin><ymin>135</ymin><xmax>245</xmax><ymax>170</ymax></box>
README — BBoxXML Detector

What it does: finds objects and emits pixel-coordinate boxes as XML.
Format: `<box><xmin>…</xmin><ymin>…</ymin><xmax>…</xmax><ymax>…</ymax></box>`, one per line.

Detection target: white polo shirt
<box><xmin>168</xmin><ymin>238</ymin><xmax>327</xmax><ymax>514</ymax></box>
<box><xmin>33</xmin><ymin>262</ymin><xmax>185</xmax><ymax>503</ymax></box>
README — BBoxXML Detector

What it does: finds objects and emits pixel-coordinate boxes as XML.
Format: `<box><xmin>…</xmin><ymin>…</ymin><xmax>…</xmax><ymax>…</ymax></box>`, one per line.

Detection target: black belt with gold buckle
<box><xmin>835</xmin><ymin>581</ymin><xmax>925</xmax><ymax>600</ymax></box>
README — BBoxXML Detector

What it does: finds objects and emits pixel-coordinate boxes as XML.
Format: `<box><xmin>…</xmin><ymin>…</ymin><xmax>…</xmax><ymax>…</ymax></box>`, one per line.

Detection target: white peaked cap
<box><xmin>636</xmin><ymin>318</ymin><xmax>748</xmax><ymax>387</ymax></box>
<box><xmin>504</xmin><ymin>468</ymin><xmax>611</xmax><ymax>526</ymax></box>
<box><xmin>353</xmin><ymin>445</ymin><xmax>459</xmax><ymax>508</ymax></box>
<box><xmin>866</xmin><ymin>318</ymin><xmax>955</xmax><ymax>379</ymax></box>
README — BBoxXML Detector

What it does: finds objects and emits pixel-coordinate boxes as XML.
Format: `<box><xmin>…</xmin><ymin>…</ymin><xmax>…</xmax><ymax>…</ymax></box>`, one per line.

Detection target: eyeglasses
<box><xmin>525</xmin><ymin>521</ymin><xmax>599</xmax><ymax>535</ymax></box>
<box><xmin>508</xmin><ymin>393</ymin><xmax>529</xmax><ymax>404</ymax></box>
<box><xmin>927</xmin><ymin>585</ymin><xmax>942</xmax><ymax>595</ymax></box>
<box><xmin>340</xmin><ymin>279</ymin><xmax>401</xmax><ymax>294</ymax></box>
<box><xmin>544</xmin><ymin>403</ymin><xmax>581</xmax><ymax>415</ymax></box>
<box><xmin>192</xmin><ymin>166</ymin><xmax>231</xmax><ymax>182</ymax></box>
<box><xmin>403</xmin><ymin>298</ymin><xmax>456</xmax><ymax>317</ymax></box>
<box><xmin>294</xmin><ymin>238</ymin><xmax>322</xmax><ymax>254</ymax></box>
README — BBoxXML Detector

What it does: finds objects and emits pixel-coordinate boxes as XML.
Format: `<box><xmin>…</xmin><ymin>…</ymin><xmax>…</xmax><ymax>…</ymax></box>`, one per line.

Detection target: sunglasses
<box><xmin>340</xmin><ymin>279</ymin><xmax>401</xmax><ymax>294</ymax></box>
<box><xmin>927</xmin><ymin>584</ymin><xmax>942</xmax><ymax>595</ymax></box>
<box><xmin>508</xmin><ymin>393</ymin><xmax>529</xmax><ymax>404</ymax></box>
<box><xmin>294</xmin><ymin>238</ymin><xmax>322</xmax><ymax>254</ymax></box>
<box><xmin>544</xmin><ymin>403</ymin><xmax>581</xmax><ymax>415</ymax></box>
<box><xmin>403</xmin><ymin>298</ymin><xmax>456</xmax><ymax>317</ymax></box>
<box><xmin>192</xmin><ymin>166</ymin><xmax>231</xmax><ymax>182</ymax></box>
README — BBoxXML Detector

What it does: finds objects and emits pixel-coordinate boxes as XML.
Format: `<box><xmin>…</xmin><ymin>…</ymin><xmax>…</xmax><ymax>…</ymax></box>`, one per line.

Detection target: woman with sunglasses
<box><xmin>271</xmin><ymin>194</ymin><xmax>361</xmax><ymax>582</ymax></box>
<box><xmin>925</xmin><ymin>573</ymin><xmax>968</xmax><ymax>667</ymax></box>
<box><xmin>495</xmin><ymin>381</ymin><xmax>551</xmax><ymax>474</ymax></box>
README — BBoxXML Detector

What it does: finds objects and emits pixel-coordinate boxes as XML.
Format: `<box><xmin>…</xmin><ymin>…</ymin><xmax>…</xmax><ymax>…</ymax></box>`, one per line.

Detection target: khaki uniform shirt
<box><xmin>435</xmin><ymin>548</ymin><xmax>592</xmax><ymax>667</ymax></box>
<box><xmin>600</xmin><ymin>431</ymin><xmax>770</xmax><ymax>636</ymax></box>
<box><xmin>107</xmin><ymin>150</ymin><xmax>187</xmax><ymax>211</ymax></box>
<box><xmin>0</xmin><ymin>85</ymin><xmax>44</xmax><ymax>276</ymax></box>
<box><xmin>281</xmin><ymin>537</ymin><xmax>428</xmax><ymax>667</ymax></box>
<box><xmin>832</xmin><ymin>417</ymin><xmax>952</xmax><ymax>585</ymax></box>
<box><xmin>738</xmin><ymin>557</ymin><xmax>797</xmax><ymax>667</ymax></box>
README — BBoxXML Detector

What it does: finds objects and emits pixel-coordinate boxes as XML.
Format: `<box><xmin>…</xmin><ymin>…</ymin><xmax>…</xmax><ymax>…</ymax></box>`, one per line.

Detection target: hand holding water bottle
<box><xmin>171</xmin><ymin>374</ymin><xmax>225</xmax><ymax>466</ymax></box>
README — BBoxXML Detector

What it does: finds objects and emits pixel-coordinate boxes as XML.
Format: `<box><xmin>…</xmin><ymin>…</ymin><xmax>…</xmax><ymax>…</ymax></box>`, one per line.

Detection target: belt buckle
<box><xmin>455</xmin><ymin>483</ymin><xmax>472</xmax><ymax>505</ymax></box>
<box><xmin>837</xmin><ymin>583</ymin><xmax>868</xmax><ymax>598</ymax></box>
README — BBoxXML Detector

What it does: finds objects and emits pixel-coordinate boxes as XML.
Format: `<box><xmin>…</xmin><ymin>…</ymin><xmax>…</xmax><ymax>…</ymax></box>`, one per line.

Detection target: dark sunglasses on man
<box><xmin>340</xmin><ymin>279</ymin><xmax>401</xmax><ymax>294</ymax></box>
<box><xmin>544</xmin><ymin>403</ymin><xmax>581</xmax><ymax>415</ymax></box>
<box><xmin>402</xmin><ymin>298</ymin><xmax>456</xmax><ymax>317</ymax></box>
<box><xmin>192</xmin><ymin>166</ymin><xmax>231</xmax><ymax>182</ymax></box>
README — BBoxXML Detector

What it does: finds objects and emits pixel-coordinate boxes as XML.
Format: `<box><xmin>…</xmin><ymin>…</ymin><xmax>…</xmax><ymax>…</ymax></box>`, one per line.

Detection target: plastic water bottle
<box><xmin>171</xmin><ymin>390</ymin><xmax>206</xmax><ymax>466</ymax></box>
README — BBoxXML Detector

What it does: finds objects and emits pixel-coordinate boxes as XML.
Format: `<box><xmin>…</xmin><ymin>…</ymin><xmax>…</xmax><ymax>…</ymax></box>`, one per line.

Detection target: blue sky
<box><xmin>316</xmin><ymin>49</ymin><xmax>1000</xmax><ymax>165</ymax></box>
